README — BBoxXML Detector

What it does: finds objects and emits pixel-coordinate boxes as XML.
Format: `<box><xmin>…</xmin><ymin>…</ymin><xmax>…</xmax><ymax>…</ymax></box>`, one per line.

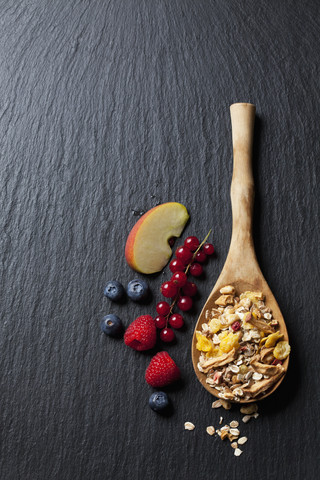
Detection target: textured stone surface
<box><xmin>0</xmin><ymin>1</ymin><xmax>319</xmax><ymax>479</ymax></box>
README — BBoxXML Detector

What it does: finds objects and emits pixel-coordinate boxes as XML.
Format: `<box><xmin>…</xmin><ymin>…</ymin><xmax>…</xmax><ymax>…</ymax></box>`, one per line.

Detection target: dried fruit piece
<box><xmin>215</xmin><ymin>295</ymin><xmax>234</xmax><ymax>306</ymax></box>
<box><xmin>273</xmin><ymin>341</ymin><xmax>291</xmax><ymax>360</ymax></box>
<box><xmin>264</xmin><ymin>332</ymin><xmax>284</xmax><ymax>348</ymax></box>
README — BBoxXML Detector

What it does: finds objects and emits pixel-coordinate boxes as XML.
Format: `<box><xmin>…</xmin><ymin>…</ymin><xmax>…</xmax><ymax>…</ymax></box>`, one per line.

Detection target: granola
<box><xmin>196</xmin><ymin>285</ymin><xmax>290</xmax><ymax>401</ymax></box>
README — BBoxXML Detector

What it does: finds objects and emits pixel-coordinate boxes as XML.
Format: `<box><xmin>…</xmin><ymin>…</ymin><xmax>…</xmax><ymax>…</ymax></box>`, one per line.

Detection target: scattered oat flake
<box><xmin>229</xmin><ymin>428</ymin><xmax>240</xmax><ymax>436</ymax></box>
<box><xmin>230</xmin><ymin>420</ymin><xmax>239</xmax><ymax>428</ymax></box>
<box><xmin>220</xmin><ymin>399</ymin><xmax>232</xmax><ymax>410</ymax></box>
<box><xmin>206</xmin><ymin>426</ymin><xmax>215</xmax><ymax>435</ymax></box>
<box><xmin>238</xmin><ymin>436</ymin><xmax>248</xmax><ymax>445</ymax></box>
<box><xmin>234</xmin><ymin>448</ymin><xmax>243</xmax><ymax>456</ymax></box>
<box><xmin>212</xmin><ymin>400</ymin><xmax>222</xmax><ymax>409</ymax></box>
<box><xmin>231</xmin><ymin>442</ymin><xmax>238</xmax><ymax>449</ymax></box>
<box><xmin>242</xmin><ymin>415</ymin><xmax>252</xmax><ymax>423</ymax></box>
<box><xmin>253</xmin><ymin>412</ymin><xmax>259</xmax><ymax>419</ymax></box>
<box><xmin>184</xmin><ymin>422</ymin><xmax>195</xmax><ymax>430</ymax></box>
<box><xmin>219</xmin><ymin>416</ymin><xmax>223</xmax><ymax>424</ymax></box>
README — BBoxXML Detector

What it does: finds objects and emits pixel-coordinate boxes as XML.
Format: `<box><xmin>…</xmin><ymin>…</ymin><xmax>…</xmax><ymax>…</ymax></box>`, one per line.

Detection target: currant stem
<box><xmin>164</xmin><ymin>230</ymin><xmax>212</xmax><ymax>327</ymax></box>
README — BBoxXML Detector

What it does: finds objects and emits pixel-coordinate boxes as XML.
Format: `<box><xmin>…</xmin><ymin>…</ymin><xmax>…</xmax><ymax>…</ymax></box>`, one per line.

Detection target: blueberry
<box><xmin>100</xmin><ymin>314</ymin><xmax>123</xmax><ymax>337</ymax></box>
<box><xmin>104</xmin><ymin>280</ymin><xmax>125</xmax><ymax>302</ymax></box>
<box><xmin>127</xmin><ymin>279</ymin><xmax>149</xmax><ymax>302</ymax></box>
<box><xmin>149</xmin><ymin>392</ymin><xmax>170</xmax><ymax>412</ymax></box>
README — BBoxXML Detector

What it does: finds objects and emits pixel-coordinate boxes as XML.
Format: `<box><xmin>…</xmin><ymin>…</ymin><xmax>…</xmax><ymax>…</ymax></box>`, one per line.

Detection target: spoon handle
<box><xmin>229</xmin><ymin>103</ymin><xmax>256</xmax><ymax>256</ymax></box>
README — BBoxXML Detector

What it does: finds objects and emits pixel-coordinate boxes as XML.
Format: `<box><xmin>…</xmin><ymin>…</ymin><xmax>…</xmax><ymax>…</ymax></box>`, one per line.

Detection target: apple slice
<box><xmin>125</xmin><ymin>202</ymin><xmax>189</xmax><ymax>274</ymax></box>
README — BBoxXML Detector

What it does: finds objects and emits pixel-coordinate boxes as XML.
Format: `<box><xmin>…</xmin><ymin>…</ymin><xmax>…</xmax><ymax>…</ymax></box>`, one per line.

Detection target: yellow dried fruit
<box><xmin>196</xmin><ymin>332</ymin><xmax>213</xmax><ymax>352</ymax></box>
<box><xmin>273</xmin><ymin>341</ymin><xmax>291</xmax><ymax>360</ymax></box>
<box><xmin>208</xmin><ymin>318</ymin><xmax>221</xmax><ymax>334</ymax></box>
<box><xmin>240</xmin><ymin>291</ymin><xmax>264</xmax><ymax>304</ymax></box>
<box><xmin>265</xmin><ymin>332</ymin><xmax>284</xmax><ymax>348</ymax></box>
<box><xmin>219</xmin><ymin>332</ymin><xmax>241</xmax><ymax>354</ymax></box>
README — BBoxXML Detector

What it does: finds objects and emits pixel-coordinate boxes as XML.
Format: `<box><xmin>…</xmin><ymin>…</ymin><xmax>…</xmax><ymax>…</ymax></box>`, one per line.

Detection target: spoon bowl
<box><xmin>192</xmin><ymin>103</ymin><xmax>289</xmax><ymax>403</ymax></box>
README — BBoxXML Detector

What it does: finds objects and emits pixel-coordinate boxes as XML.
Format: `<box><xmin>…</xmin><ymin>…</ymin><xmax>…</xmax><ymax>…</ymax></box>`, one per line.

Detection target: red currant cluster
<box><xmin>155</xmin><ymin>235</ymin><xmax>215</xmax><ymax>343</ymax></box>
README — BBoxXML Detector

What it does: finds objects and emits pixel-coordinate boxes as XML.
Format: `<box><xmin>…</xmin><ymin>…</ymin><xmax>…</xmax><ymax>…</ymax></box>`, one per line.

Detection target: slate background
<box><xmin>1</xmin><ymin>1</ymin><xmax>319</xmax><ymax>479</ymax></box>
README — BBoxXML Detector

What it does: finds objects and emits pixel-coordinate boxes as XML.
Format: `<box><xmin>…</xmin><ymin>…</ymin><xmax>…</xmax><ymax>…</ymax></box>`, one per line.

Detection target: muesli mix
<box><xmin>196</xmin><ymin>285</ymin><xmax>291</xmax><ymax>402</ymax></box>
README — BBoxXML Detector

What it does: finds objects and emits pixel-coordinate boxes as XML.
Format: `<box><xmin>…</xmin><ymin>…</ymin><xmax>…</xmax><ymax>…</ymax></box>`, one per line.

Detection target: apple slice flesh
<box><xmin>125</xmin><ymin>202</ymin><xmax>189</xmax><ymax>274</ymax></box>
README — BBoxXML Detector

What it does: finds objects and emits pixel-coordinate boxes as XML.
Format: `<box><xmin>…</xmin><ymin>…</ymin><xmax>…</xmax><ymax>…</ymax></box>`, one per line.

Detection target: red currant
<box><xmin>160</xmin><ymin>281</ymin><xmax>178</xmax><ymax>298</ymax></box>
<box><xmin>160</xmin><ymin>327</ymin><xmax>175</xmax><ymax>342</ymax></box>
<box><xmin>171</xmin><ymin>271</ymin><xmax>188</xmax><ymax>287</ymax></box>
<box><xmin>194</xmin><ymin>250</ymin><xmax>207</xmax><ymax>263</ymax></box>
<box><xmin>177</xmin><ymin>296</ymin><xmax>193</xmax><ymax>311</ymax></box>
<box><xmin>184</xmin><ymin>236</ymin><xmax>200</xmax><ymax>251</ymax></box>
<box><xmin>182</xmin><ymin>281</ymin><xmax>197</xmax><ymax>297</ymax></box>
<box><xmin>203</xmin><ymin>243</ymin><xmax>215</xmax><ymax>255</ymax></box>
<box><xmin>169</xmin><ymin>313</ymin><xmax>184</xmax><ymax>329</ymax></box>
<box><xmin>156</xmin><ymin>301</ymin><xmax>170</xmax><ymax>316</ymax></box>
<box><xmin>231</xmin><ymin>321</ymin><xmax>241</xmax><ymax>332</ymax></box>
<box><xmin>169</xmin><ymin>258</ymin><xmax>185</xmax><ymax>273</ymax></box>
<box><xmin>175</xmin><ymin>246</ymin><xmax>193</xmax><ymax>264</ymax></box>
<box><xmin>189</xmin><ymin>263</ymin><xmax>203</xmax><ymax>277</ymax></box>
<box><xmin>155</xmin><ymin>315</ymin><xmax>167</xmax><ymax>329</ymax></box>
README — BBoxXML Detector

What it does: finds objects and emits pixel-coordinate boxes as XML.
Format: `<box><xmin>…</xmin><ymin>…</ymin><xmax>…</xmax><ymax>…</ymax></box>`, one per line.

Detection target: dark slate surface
<box><xmin>1</xmin><ymin>1</ymin><xmax>319</xmax><ymax>479</ymax></box>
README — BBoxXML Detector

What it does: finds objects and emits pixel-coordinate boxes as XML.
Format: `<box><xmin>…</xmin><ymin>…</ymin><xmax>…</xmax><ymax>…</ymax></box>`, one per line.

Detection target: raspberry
<box><xmin>124</xmin><ymin>315</ymin><xmax>156</xmax><ymax>351</ymax></box>
<box><xmin>145</xmin><ymin>352</ymin><xmax>180</xmax><ymax>387</ymax></box>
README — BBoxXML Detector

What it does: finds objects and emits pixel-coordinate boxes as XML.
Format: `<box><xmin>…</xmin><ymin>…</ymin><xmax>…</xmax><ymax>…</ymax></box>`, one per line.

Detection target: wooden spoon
<box><xmin>191</xmin><ymin>103</ymin><xmax>289</xmax><ymax>403</ymax></box>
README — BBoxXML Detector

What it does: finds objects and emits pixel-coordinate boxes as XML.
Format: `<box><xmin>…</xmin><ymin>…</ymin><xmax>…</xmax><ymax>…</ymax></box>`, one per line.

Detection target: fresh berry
<box><xmin>104</xmin><ymin>280</ymin><xmax>125</xmax><ymax>302</ymax></box>
<box><xmin>100</xmin><ymin>314</ymin><xmax>123</xmax><ymax>337</ymax></box>
<box><xmin>124</xmin><ymin>315</ymin><xmax>156</xmax><ymax>351</ymax></box>
<box><xmin>169</xmin><ymin>258</ymin><xmax>185</xmax><ymax>273</ymax></box>
<box><xmin>156</xmin><ymin>301</ymin><xmax>170</xmax><ymax>316</ymax></box>
<box><xmin>127</xmin><ymin>278</ymin><xmax>149</xmax><ymax>301</ymax></box>
<box><xmin>171</xmin><ymin>271</ymin><xmax>188</xmax><ymax>287</ymax></box>
<box><xmin>194</xmin><ymin>250</ymin><xmax>207</xmax><ymax>263</ymax></box>
<box><xmin>175</xmin><ymin>246</ymin><xmax>193</xmax><ymax>264</ymax></box>
<box><xmin>189</xmin><ymin>263</ymin><xmax>203</xmax><ymax>277</ymax></box>
<box><xmin>169</xmin><ymin>313</ymin><xmax>184</xmax><ymax>329</ymax></box>
<box><xmin>149</xmin><ymin>391</ymin><xmax>170</xmax><ymax>412</ymax></box>
<box><xmin>231</xmin><ymin>321</ymin><xmax>241</xmax><ymax>332</ymax></box>
<box><xmin>203</xmin><ymin>243</ymin><xmax>215</xmax><ymax>255</ymax></box>
<box><xmin>177</xmin><ymin>296</ymin><xmax>193</xmax><ymax>311</ymax></box>
<box><xmin>160</xmin><ymin>327</ymin><xmax>175</xmax><ymax>342</ymax></box>
<box><xmin>161</xmin><ymin>281</ymin><xmax>178</xmax><ymax>298</ymax></box>
<box><xmin>182</xmin><ymin>281</ymin><xmax>197</xmax><ymax>297</ymax></box>
<box><xmin>145</xmin><ymin>352</ymin><xmax>180</xmax><ymax>387</ymax></box>
<box><xmin>184</xmin><ymin>236</ymin><xmax>200</xmax><ymax>251</ymax></box>
<box><xmin>155</xmin><ymin>315</ymin><xmax>167</xmax><ymax>329</ymax></box>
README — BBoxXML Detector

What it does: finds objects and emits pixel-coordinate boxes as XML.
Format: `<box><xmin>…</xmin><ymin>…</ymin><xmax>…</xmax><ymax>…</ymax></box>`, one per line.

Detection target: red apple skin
<box><xmin>125</xmin><ymin>202</ymin><xmax>189</xmax><ymax>274</ymax></box>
